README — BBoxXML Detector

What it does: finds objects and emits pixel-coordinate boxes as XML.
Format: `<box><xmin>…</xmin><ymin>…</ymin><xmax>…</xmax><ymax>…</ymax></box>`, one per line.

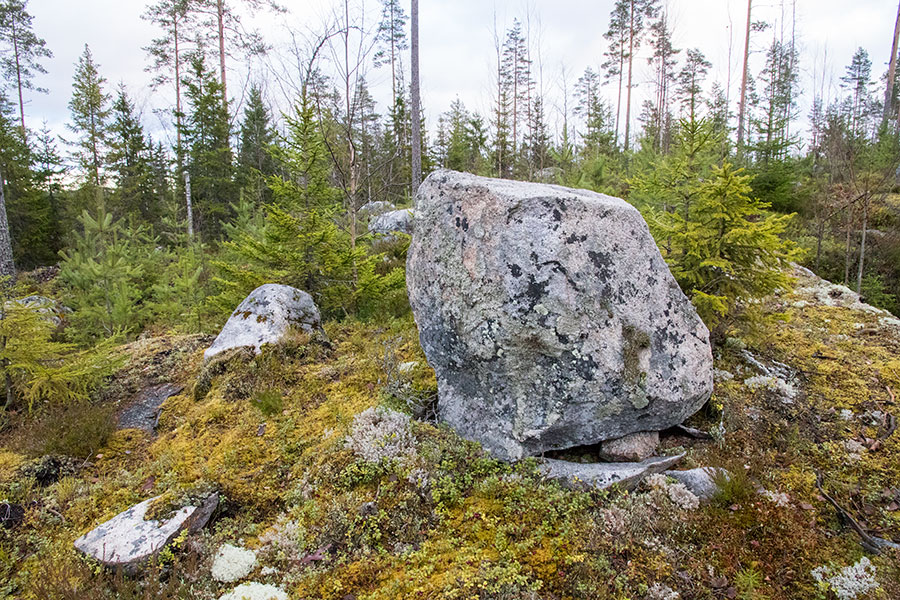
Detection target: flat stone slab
<box><xmin>538</xmin><ymin>454</ymin><xmax>684</xmax><ymax>491</ymax></box>
<box><xmin>74</xmin><ymin>493</ymin><xmax>217</xmax><ymax>568</ymax></box>
<box><xmin>117</xmin><ymin>383</ymin><xmax>184</xmax><ymax>432</ymax></box>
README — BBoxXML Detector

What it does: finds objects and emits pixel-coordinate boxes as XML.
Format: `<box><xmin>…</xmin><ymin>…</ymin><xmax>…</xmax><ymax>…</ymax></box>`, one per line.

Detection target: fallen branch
<box><xmin>674</xmin><ymin>424</ymin><xmax>713</xmax><ymax>440</ymax></box>
<box><xmin>815</xmin><ymin>471</ymin><xmax>900</xmax><ymax>555</ymax></box>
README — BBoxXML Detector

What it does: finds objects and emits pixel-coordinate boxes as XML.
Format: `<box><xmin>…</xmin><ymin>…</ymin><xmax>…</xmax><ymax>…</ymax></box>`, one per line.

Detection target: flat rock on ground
<box><xmin>74</xmin><ymin>493</ymin><xmax>218</xmax><ymax>568</ymax></box>
<box><xmin>539</xmin><ymin>454</ymin><xmax>684</xmax><ymax>491</ymax></box>
<box><xmin>117</xmin><ymin>383</ymin><xmax>184</xmax><ymax>432</ymax></box>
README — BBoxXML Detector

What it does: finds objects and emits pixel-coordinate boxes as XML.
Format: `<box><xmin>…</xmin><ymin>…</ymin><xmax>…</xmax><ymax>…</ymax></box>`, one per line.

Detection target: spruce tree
<box><xmin>108</xmin><ymin>85</ymin><xmax>158</xmax><ymax>224</ymax></box>
<box><xmin>67</xmin><ymin>44</ymin><xmax>110</xmax><ymax>191</ymax></box>
<box><xmin>237</xmin><ymin>84</ymin><xmax>275</xmax><ymax>205</ymax></box>
<box><xmin>180</xmin><ymin>53</ymin><xmax>235</xmax><ymax>240</ymax></box>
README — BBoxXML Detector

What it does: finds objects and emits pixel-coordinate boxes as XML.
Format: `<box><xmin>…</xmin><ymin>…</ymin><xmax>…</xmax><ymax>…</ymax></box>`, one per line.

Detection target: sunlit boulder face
<box><xmin>406</xmin><ymin>170</ymin><xmax>713</xmax><ymax>461</ymax></box>
<box><xmin>204</xmin><ymin>284</ymin><xmax>322</xmax><ymax>362</ymax></box>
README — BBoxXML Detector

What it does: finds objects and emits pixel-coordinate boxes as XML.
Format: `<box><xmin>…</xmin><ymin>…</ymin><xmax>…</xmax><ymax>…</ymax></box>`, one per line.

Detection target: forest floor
<box><xmin>1</xmin><ymin>267</ymin><xmax>899</xmax><ymax>600</ymax></box>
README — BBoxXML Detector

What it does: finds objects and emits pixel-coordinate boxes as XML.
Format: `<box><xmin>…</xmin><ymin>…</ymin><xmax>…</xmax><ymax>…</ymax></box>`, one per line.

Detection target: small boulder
<box><xmin>539</xmin><ymin>454</ymin><xmax>683</xmax><ymax>491</ymax></box>
<box><xmin>407</xmin><ymin>170</ymin><xmax>713</xmax><ymax>461</ymax></box>
<box><xmin>204</xmin><ymin>284</ymin><xmax>323</xmax><ymax>362</ymax></box>
<box><xmin>370</xmin><ymin>208</ymin><xmax>414</xmax><ymax>235</ymax></box>
<box><xmin>664</xmin><ymin>467</ymin><xmax>728</xmax><ymax>501</ymax></box>
<box><xmin>74</xmin><ymin>493</ymin><xmax>218</xmax><ymax>568</ymax></box>
<box><xmin>599</xmin><ymin>431</ymin><xmax>659</xmax><ymax>462</ymax></box>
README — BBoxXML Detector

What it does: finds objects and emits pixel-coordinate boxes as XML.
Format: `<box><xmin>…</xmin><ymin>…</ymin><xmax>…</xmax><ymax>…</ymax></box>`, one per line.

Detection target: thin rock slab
<box><xmin>407</xmin><ymin>170</ymin><xmax>713</xmax><ymax>461</ymax></box>
<box><xmin>74</xmin><ymin>493</ymin><xmax>218</xmax><ymax>569</ymax></box>
<box><xmin>204</xmin><ymin>284</ymin><xmax>323</xmax><ymax>362</ymax></box>
<box><xmin>539</xmin><ymin>454</ymin><xmax>684</xmax><ymax>491</ymax></box>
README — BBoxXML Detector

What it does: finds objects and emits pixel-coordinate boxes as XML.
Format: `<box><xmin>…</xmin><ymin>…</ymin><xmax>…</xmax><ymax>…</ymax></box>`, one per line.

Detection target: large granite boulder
<box><xmin>204</xmin><ymin>284</ymin><xmax>322</xmax><ymax>362</ymax></box>
<box><xmin>407</xmin><ymin>170</ymin><xmax>713</xmax><ymax>461</ymax></box>
<box><xmin>369</xmin><ymin>208</ymin><xmax>414</xmax><ymax>235</ymax></box>
<box><xmin>74</xmin><ymin>493</ymin><xmax>218</xmax><ymax>568</ymax></box>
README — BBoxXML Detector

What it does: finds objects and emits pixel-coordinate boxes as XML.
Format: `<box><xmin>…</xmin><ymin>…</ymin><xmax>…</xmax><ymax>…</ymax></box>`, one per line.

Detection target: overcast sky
<box><xmin>22</xmin><ymin>0</ymin><xmax>900</xmax><ymax>151</ymax></box>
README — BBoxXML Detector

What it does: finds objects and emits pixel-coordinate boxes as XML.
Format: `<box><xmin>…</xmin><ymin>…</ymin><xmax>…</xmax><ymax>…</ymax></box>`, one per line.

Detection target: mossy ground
<box><xmin>1</xmin><ymin>277</ymin><xmax>898</xmax><ymax>599</ymax></box>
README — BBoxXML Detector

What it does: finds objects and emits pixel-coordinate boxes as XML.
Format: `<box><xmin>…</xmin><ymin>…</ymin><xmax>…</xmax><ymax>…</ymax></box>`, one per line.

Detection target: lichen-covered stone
<box><xmin>599</xmin><ymin>431</ymin><xmax>659</xmax><ymax>462</ymax></box>
<box><xmin>204</xmin><ymin>284</ymin><xmax>322</xmax><ymax>362</ymax></box>
<box><xmin>664</xmin><ymin>467</ymin><xmax>727</xmax><ymax>501</ymax></box>
<box><xmin>369</xmin><ymin>208</ymin><xmax>414</xmax><ymax>235</ymax></box>
<box><xmin>407</xmin><ymin>170</ymin><xmax>713</xmax><ymax>461</ymax></box>
<box><xmin>73</xmin><ymin>493</ymin><xmax>218</xmax><ymax>568</ymax></box>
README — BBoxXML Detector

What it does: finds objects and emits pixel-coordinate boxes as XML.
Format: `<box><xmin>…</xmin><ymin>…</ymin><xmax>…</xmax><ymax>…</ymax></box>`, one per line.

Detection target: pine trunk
<box><xmin>737</xmin><ymin>0</ymin><xmax>752</xmax><ymax>154</ymax></box>
<box><xmin>624</xmin><ymin>1</ymin><xmax>634</xmax><ymax>152</ymax></box>
<box><xmin>11</xmin><ymin>19</ymin><xmax>26</xmax><ymax>138</ymax></box>
<box><xmin>217</xmin><ymin>0</ymin><xmax>227</xmax><ymax>108</ymax></box>
<box><xmin>410</xmin><ymin>0</ymin><xmax>422</xmax><ymax>195</ymax></box>
<box><xmin>884</xmin><ymin>1</ymin><xmax>900</xmax><ymax>123</ymax></box>
<box><xmin>184</xmin><ymin>171</ymin><xmax>194</xmax><ymax>238</ymax></box>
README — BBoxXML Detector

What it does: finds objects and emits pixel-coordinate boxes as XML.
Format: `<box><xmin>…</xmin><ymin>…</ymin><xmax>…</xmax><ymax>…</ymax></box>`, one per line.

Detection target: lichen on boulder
<box><xmin>406</xmin><ymin>170</ymin><xmax>713</xmax><ymax>460</ymax></box>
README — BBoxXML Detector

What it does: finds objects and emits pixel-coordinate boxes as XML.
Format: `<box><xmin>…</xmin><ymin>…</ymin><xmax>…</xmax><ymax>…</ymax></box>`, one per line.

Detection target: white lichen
<box><xmin>666</xmin><ymin>482</ymin><xmax>700</xmax><ymax>511</ymax></box>
<box><xmin>811</xmin><ymin>557</ymin><xmax>880</xmax><ymax>600</ymax></box>
<box><xmin>345</xmin><ymin>406</ymin><xmax>416</xmax><ymax>464</ymax></box>
<box><xmin>211</xmin><ymin>543</ymin><xmax>257</xmax><ymax>583</ymax></box>
<box><xmin>647</xmin><ymin>582</ymin><xmax>680</xmax><ymax>600</ymax></box>
<box><xmin>218</xmin><ymin>582</ymin><xmax>288</xmax><ymax>600</ymax></box>
<box><xmin>761</xmin><ymin>489</ymin><xmax>791</xmax><ymax>508</ymax></box>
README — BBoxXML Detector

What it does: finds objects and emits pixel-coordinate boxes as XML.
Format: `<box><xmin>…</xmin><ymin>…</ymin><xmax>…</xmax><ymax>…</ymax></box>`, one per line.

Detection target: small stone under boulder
<box><xmin>599</xmin><ymin>431</ymin><xmax>659</xmax><ymax>462</ymax></box>
<box><xmin>204</xmin><ymin>284</ymin><xmax>323</xmax><ymax>362</ymax></box>
<box><xmin>665</xmin><ymin>467</ymin><xmax>729</xmax><ymax>501</ymax></box>
<box><xmin>407</xmin><ymin>170</ymin><xmax>713</xmax><ymax>461</ymax></box>
<box><xmin>74</xmin><ymin>493</ymin><xmax>218</xmax><ymax>568</ymax></box>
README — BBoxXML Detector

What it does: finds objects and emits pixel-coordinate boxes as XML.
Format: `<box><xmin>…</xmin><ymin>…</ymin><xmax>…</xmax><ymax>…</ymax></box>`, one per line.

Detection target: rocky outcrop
<box><xmin>539</xmin><ymin>454</ymin><xmax>683</xmax><ymax>491</ymax></box>
<box><xmin>369</xmin><ymin>208</ymin><xmax>414</xmax><ymax>236</ymax></box>
<box><xmin>204</xmin><ymin>284</ymin><xmax>323</xmax><ymax>362</ymax></box>
<box><xmin>74</xmin><ymin>493</ymin><xmax>218</xmax><ymax>568</ymax></box>
<box><xmin>407</xmin><ymin>170</ymin><xmax>713</xmax><ymax>461</ymax></box>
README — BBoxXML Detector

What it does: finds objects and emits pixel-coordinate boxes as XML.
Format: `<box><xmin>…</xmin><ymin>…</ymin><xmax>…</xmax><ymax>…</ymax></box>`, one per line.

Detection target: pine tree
<box><xmin>574</xmin><ymin>67</ymin><xmax>615</xmax><ymax>157</ymax></box>
<box><xmin>67</xmin><ymin>44</ymin><xmax>110</xmax><ymax>191</ymax></box>
<box><xmin>143</xmin><ymin>0</ymin><xmax>196</xmax><ymax>170</ymax></box>
<box><xmin>237</xmin><ymin>84</ymin><xmax>275</xmax><ymax>205</ymax></box>
<box><xmin>840</xmin><ymin>47</ymin><xmax>873</xmax><ymax>137</ymax></box>
<box><xmin>0</xmin><ymin>0</ymin><xmax>51</xmax><ymax>135</ymax></box>
<box><xmin>180</xmin><ymin>53</ymin><xmax>235</xmax><ymax>239</ymax></box>
<box><xmin>602</xmin><ymin>0</ymin><xmax>629</xmax><ymax>148</ymax></box>
<box><xmin>645</xmin><ymin>8</ymin><xmax>679</xmax><ymax>153</ymax></box>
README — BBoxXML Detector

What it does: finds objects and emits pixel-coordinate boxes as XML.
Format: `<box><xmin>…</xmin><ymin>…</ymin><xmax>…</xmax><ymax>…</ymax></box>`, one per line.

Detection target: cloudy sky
<box><xmin>21</xmin><ymin>0</ymin><xmax>900</xmax><ymax>151</ymax></box>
